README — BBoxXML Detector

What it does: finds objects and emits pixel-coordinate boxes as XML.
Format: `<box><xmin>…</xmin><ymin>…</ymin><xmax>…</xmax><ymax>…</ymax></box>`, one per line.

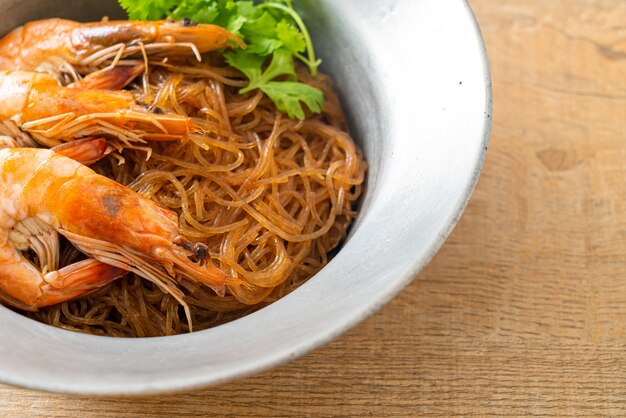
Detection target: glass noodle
<box><xmin>26</xmin><ymin>55</ymin><xmax>366</xmax><ymax>337</ymax></box>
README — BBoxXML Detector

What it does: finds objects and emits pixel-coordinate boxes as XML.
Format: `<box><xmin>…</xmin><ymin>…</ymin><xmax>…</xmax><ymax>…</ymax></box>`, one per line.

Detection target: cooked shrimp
<box><xmin>0</xmin><ymin>147</ymin><xmax>238</xmax><ymax>323</ymax></box>
<box><xmin>0</xmin><ymin>18</ymin><xmax>242</xmax><ymax>77</ymax></box>
<box><xmin>0</xmin><ymin>70</ymin><xmax>200</xmax><ymax>147</ymax></box>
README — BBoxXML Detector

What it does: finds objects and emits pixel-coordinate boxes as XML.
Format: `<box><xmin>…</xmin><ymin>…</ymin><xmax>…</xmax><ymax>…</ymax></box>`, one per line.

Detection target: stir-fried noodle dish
<box><xmin>0</xmin><ymin>2</ymin><xmax>365</xmax><ymax>337</ymax></box>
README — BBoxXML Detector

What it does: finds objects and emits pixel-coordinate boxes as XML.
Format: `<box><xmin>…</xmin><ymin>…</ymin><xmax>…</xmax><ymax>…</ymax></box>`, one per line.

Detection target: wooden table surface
<box><xmin>2</xmin><ymin>0</ymin><xmax>626</xmax><ymax>416</ymax></box>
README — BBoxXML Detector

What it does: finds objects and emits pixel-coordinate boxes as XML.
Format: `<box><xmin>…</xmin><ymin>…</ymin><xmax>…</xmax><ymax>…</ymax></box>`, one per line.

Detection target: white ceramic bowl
<box><xmin>0</xmin><ymin>0</ymin><xmax>491</xmax><ymax>394</ymax></box>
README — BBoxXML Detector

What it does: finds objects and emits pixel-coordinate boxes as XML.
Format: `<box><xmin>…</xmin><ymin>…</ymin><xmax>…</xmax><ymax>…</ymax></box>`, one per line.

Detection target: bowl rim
<box><xmin>0</xmin><ymin>0</ymin><xmax>491</xmax><ymax>395</ymax></box>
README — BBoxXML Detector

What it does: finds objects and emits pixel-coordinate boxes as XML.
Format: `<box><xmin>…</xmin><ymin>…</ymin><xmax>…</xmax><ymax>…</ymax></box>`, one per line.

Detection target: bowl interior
<box><xmin>0</xmin><ymin>0</ymin><xmax>490</xmax><ymax>394</ymax></box>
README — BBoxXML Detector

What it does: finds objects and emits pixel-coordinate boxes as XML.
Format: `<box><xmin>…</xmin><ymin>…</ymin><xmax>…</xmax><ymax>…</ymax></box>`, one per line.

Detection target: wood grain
<box><xmin>2</xmin><ymin>0</ymin><xmax>626</xmax><ymax>416</ymax></box>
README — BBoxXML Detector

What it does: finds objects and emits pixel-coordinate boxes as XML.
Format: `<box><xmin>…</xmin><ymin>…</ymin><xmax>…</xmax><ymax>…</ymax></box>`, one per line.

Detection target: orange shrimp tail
<box><xmin>34</xmin><ymin>260</ymin><xmax>128</xmax><ymax>309</ymax></box>
<box><xmin>51</xmin><ymin>137</ymin><xmax>108</xmax><ymax>165</ymax></box>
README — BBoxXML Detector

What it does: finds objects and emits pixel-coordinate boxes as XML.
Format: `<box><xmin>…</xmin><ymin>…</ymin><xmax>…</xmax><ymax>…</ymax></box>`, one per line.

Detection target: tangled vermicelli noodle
<box><xmin>25</xmin><ymin>56</ymin><xmax>366</xmax><ymax>337</ymax></box>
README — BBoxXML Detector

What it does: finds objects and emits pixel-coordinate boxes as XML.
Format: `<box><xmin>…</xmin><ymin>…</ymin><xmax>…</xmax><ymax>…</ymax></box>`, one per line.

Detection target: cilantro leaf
<box><xmin>259</xmin><ymin>1</ymin><xmax>320</xmax><ymax>75</ymax></box>
<box><xmin>224</xmin><ymin>49</ymin><xmax>266</xmax><ymax>82</ymax></box>
<box><xmin>227</xmin><ymin>48</ymin><xmax>296</xmax><ymax>93</ymax></box>
<box><xmin>243</xmin><ymin>48</ymin><xmax>296</xmax><ymax>92</ymax></box>
<box><xmin>118</xmin><ymin>0</ymin><xmax>325</xmax><ymax>120</ymax></box>
<box><xmin>118</xmin><ymin>0</ymin><xmax>178</xmax><ymax>20</ymax></box>
<box><xmin>240</xmin><ymin>11</ymin><xmax>276</xmax><ymax>38</ymax></box>
<box><xmin>170</xmin><ymin>0</ymin><xmax>220</xmax><ymax>23</ymax></box>
<box><xmin>260</xmin><ymin>81</ymin><xmax>324</xmax><ymax>120</ymax></box>
<box><xmin>276</xmin><ymin>21</ymin><xmax>306</xmax><ymax>55</ymax></box>
<box><xmin>226</xmin><ymin>48</ymin><xmax>320</xmax><ymax>119</ymax></box>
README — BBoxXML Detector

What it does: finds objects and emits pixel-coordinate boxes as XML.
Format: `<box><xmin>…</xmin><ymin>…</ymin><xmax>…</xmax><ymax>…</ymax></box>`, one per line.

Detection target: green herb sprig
<box><xmin>118</xmin><ymin>0</ymin><xmax>324</xmax><ymax>120</ymax></box>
